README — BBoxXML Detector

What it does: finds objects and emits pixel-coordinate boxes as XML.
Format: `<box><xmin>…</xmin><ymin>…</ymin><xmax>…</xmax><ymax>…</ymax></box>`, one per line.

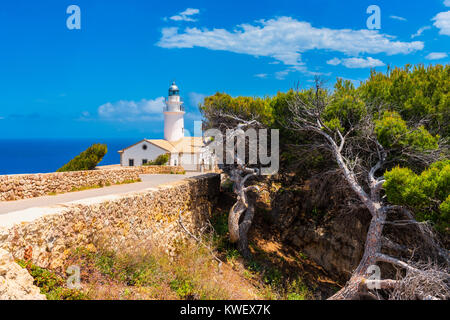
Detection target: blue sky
<box><xmin>0</xmin><ymin>0</ymin><xmax>448</xmax><ymax>139</ymax></box>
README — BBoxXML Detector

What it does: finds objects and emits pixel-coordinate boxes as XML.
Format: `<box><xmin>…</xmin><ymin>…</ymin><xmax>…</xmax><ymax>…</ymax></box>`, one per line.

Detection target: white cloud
<box><xmin>433</xmin><ymin>11</ymin><xmax>450</xmax><ymax>35</ymax></box>
<box><xmin>390</xmin><ymin>15</ymin><xmax>407</xmax><ymax>21</ymax></box>
<box><xmin>157</xmin><ymin>17</ymin><xmax>423</xmax><ymax>69</ymax></box>
<box><xmin>254</xmin><ymin>73</ymin><xmax>268</xmax><ymax>78</ymax></box>
<box><xmin>188</xmin><ymin>92</ymin><xmax>206</xmax><ymax>107</ymax></box>
<box><xmin>326</xmin><ymin>57</ymin><xmax>341</xmax><ymax>66</ymax></box>
<box><xmin>327</xmin><ymin>57</ymin><xmax>385</xmax><ymax>68</ymax></box>
<box><xmin>411</xmin><ymin>26</ymin><xmax>431</xmax><ymax>38</ymax></box>
<box><xmin>425</xmin><ymin>52</ymin><xmax>448</xmax><ymax>60</ymax></box>
<box><xmin>170</xmin><ymin>8</ymin><xmax>200</xmax><ymax>22</ymax></box>
<box><xmin>275</xmin><ymin>70</ymin><xmax>291</xmax><ymax>80</ymax></box>
<box><xmin>445</xmin><ymin>0</ymin><xmax>450</xmax><ymax>7</ymax></box>
<box><xmin>98</xmin><ymin>97</ymin><xmax>165</xmax><ymax>122</ymax></box>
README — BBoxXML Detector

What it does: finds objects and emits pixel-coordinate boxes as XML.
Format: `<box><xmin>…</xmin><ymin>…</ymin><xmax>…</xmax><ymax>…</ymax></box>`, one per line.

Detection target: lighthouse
<box><xmin>164</xmin><ymin>81</ymin><xmax>185</xmax><ymax>142</ymax></box>
<box><xmin>119</xmin><ymin>80</ymin><xmax>215</xmax><ymax>171</ymax></box>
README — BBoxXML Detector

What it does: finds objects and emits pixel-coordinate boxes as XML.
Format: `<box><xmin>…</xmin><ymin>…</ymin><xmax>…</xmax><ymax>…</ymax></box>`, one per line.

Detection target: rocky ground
<box><xmin>0</xmin><ymin>249</ymin><xmax>45</xmax><ymax>300</ymax></box>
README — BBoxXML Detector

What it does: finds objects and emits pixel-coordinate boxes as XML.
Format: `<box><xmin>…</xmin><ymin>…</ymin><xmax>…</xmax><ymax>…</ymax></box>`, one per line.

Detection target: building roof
<box><xmin>147</xmin><ymin>139</ymin><xmax>178</xmax><ymax>153</ymax></box>
<box><xmin>118</xmin><ymin>137</ymin><xmax>204</xmax><ymax>154</ymax></box>
<box><xmin>169</xmin><ymin>137</ymin><xmax>204</xmax><ymax>153</ymax></box>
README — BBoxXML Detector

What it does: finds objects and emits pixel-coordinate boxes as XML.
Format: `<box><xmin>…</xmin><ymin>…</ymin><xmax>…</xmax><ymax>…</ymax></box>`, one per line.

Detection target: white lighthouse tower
<box><xmin>164</xmin><ymin>81</ymin><xmax>185</xmax><ymax>142</ymax></box>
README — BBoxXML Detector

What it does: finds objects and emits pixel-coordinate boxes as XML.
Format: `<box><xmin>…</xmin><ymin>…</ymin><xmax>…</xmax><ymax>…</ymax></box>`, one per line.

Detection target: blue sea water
<box><xmin>0</xmin><ymin>139</ymin><xmax>141</xmax><ymax>175</ymax></box>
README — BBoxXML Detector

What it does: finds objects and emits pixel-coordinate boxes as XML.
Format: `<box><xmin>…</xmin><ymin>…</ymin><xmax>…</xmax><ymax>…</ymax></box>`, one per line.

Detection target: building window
<box><xmin>142</xmin><ymin>144</ymin><xmax>147</xmax><ymax>150</ymax></box>
<box><xmin>142</xmin><ymin>159</ymin><xmax>148</xmax><ymax>165</ymax></box>
<box><xmin>129</xmin><ymin>159</ymin><xmax>134</xmax><ymax>167</ymax></box>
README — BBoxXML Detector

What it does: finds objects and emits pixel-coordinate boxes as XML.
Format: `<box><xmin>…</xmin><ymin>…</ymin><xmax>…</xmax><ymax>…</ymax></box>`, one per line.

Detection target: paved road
<box><xmin>0</xmin><ymin>173</ymin><xmax>202</xmax><ymax>215</ymax></box>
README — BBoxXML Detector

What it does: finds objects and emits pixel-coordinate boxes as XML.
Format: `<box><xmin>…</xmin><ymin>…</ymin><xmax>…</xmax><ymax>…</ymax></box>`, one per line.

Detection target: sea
<box><xmin>0</xmin><ymin>138</ymin><xmax>142</xmax><ymax>175</ymax></box>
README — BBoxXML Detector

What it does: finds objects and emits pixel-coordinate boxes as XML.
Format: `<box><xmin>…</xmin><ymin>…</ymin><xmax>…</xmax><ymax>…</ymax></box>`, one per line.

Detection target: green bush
<box><xmin>17</xmin><ymin>260</ymin><xmax>87</xmax><ymax>300</ymax></box>
<box><xmin>144</xmin><ymin>153</ymin><xmax>169</xmax><ymax>166</ymax></box>
<box><xmin>57</xmin><ymin>144</ymin><xmax>107</xmax><ymax>172</ymax></box>
<box><xmin>374</xmin><ymin>111</ymin><xmax>439</xmax><ymax>150</ymax></box>
<box><xmin>384</xmin><ymin>160</ymin><xmax>450</xmax><ymax>232</ymax></box>
<box><xmin>359</xmin><ymin>64</ymin><xmax>449</xmax><ymax>137</ymax></box>
<box><xmin>170</xmin><ymin>278</ymin><xmax>196</xmax><ymax>299</ymax></box>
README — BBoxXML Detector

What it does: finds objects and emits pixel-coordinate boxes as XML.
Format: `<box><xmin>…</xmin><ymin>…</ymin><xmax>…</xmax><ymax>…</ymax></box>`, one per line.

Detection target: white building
<box><xmin>118</xmin><ymin>82</ymin><xmax>214</xmax><ymax>171</ymax></box>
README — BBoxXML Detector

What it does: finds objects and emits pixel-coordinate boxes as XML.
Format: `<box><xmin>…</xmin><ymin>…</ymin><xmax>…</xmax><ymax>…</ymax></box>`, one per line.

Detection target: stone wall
<box><xmin>0</xmin><ymin>173</ymin><xmax>220</xmax><ymax>271</ymax></box>
<box><xmin>139</xmin><ymin>165</ymin><xmax>185</xmax><ymax>174</ymax></box>
<box><xmin>0</xmin><ymin>166</ymin><xmax>185</xmax><ymax>201</ymax></box>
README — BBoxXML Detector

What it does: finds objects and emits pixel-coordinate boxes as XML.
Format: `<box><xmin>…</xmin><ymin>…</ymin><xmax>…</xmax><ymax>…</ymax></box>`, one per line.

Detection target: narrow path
<box><xmin>0</xmin><ymin>173</ymin><xmax>202</xmax><ymax>215</ymax></box>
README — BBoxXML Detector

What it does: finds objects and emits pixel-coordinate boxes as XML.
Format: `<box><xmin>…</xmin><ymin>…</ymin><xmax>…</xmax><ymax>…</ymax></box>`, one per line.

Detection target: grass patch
<box><xmin>170</xmin><ymin>170</ymin><xmax>186</xmax><ymax>175</ymax></box>
<box><xmin>59</xmin><ymin>240</ymin><xmax>258</xmax><ymax>300</ymax></box>
<box><xmin>47</xmin><ymin>178</ymin><xmax>142</xmax><ymax>196</ymax></box>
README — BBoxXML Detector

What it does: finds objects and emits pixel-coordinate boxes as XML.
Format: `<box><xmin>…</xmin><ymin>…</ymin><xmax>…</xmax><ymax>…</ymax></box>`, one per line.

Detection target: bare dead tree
<box><xmin>288</xmin><ymin>79</ymin><xmax>449</xmax><ymax>300</ymax></box>
<box><xmin>389</xmin><ymin>261</ymin><xmax>450</xmax><ymax>300</ymax></box>
<box><xmin>227</xmin><ymin>165</ymin><xmax>259</xmax><ymax>258</ymax></box>
<box><xmin>202</xmin><ymin>110</ymin><xmax>264</xmax><ymax>258</ymax></box>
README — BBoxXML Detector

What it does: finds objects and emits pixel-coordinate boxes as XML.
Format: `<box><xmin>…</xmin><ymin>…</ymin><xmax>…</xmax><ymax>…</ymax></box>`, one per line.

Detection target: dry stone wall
<box><xmin>139</xmin><ymin>165</ymin><xmax>185</xmax><ymax>174</ymax></box>
<box><xmin>0</xmin><ymin>173</ymin><xmax>220</xmax><ymax>272</ymax></box>
<box><xmin>0</xmin><ymin>166</ymin><xmax>185</xmax><ymax>201</ymax></box>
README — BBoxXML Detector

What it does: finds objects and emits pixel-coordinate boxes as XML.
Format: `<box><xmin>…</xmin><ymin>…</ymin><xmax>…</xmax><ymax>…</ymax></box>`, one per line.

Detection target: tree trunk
<box><xmin>329</xmin><ymin>206</ymin><xmax>386</xmax><ymax>300</ymax></box>
<box><xmin>227</xmin><ymin>169</ymin><xmax>258</xmax><ymax>258</ymax></box>
<box><xmin>238</xmin><ymin>195</ymin><xmax>255</xmax><ymax>259</ymax></box>
<box><xmin>228</xmin><ymin>200</ymin><xmax>246</xmax><ymax>243</ymax></box>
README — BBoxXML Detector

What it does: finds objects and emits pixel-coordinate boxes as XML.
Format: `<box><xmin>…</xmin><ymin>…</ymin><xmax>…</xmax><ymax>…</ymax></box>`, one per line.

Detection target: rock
<box><xmin>268</xmin><ymin>178</ymin><xmax>371</xmax><ymax>282</ymax></box>
<box><xmin>0</xmin><ymin>249</ymin><xmax>46</xmax><ymax>300</ymax></box>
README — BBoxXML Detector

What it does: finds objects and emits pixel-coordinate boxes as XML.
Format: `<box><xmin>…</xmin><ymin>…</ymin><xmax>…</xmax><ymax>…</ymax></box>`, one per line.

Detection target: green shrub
<box><xmin>144</xmin><ymin>153</ymin><xmax>169</xmax><ymax>166</ymax></box>
<box><xmin>286</xmin><ymin>278</ymin><xmax>311</xmax><ymax>300</ymax></box>
<box><xmin>17</xmin><ymin>260</ymin><xmax>87</xmax><ymax>300</ymax></box>
<box><xmin>57</xmin><ymin>144</ymin><xmax>107</xmax><ymax>172</ymax></box>
<box><xmin>170</xmin><ymin>278</ymin><xmax>196</xmax><ymax>299</ymax></box>
<box><xmin>374</xmin><ymin>111</ymin><xmax>439</xmax><ymax>150</ymax></box>
<box><xmin>384</xmin><ymin>160</ymin><xmax>450</xmax><ymax>232</ymax></box>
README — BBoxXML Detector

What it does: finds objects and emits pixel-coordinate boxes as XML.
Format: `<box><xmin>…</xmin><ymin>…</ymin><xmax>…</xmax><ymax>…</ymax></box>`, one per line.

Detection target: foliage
<box><xmin>57</xmin><ymin>144</ymin><xmax>107</xmax><ymax>172</ymax></box>
<box><xmin>359</xmin><ymin>64</ymin><xmax>449</xmax><ymax>136</ymax></box>
<box><xmin>374</xmin><ymin>111</ymin><xmax>439</xmax><ymax>150</ymax></box>
<box><xmin>17</xmin><ymin>260</ymin><xmax>87</xmax><ymax>300</ymax></box>
<box><xmin>286</xmin><ymin>278</ymin><xmax>311</xmax><ymax>300</ymax></box>
<box><xmin>66</xmin><ymin>242</ymin><xmax>253</xmax><ymax>300</ymax></box>
<box><xmin>384</xmin><ymin>160</ymin><xmax>450</xmax><ymax>232</ymax></box>
<box><xmin>201</xmin><ymin>92</ymin><xmax>274</xmax><ymax>128</ymax></box>
<box><xmin>324</xmin><ymin>79</ymin><xmax>366</xmax><ymax>132</ymax></box>
<box><xmin>440</xmin><ymin>195</ymin><xmax>450</xmax><ymax>217</ymax></box>
<box><xmin>199</xmin><ymin>63</ymin><xmax>448</xmax><ymax>234</ymax></box>
<box><xmin>169</xmin><ymin>278</ymin><xmax>196</xmax><ymax>299</ymax></box>
<box><xmin>200</xmin><ymin>63</ymin><xmax>448</xmax><ymax>141</ymax></box>
<box><xmin>145</xmin><ymin>153</ymin><xmax>169</xmax><ymax>166</ymax></box>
